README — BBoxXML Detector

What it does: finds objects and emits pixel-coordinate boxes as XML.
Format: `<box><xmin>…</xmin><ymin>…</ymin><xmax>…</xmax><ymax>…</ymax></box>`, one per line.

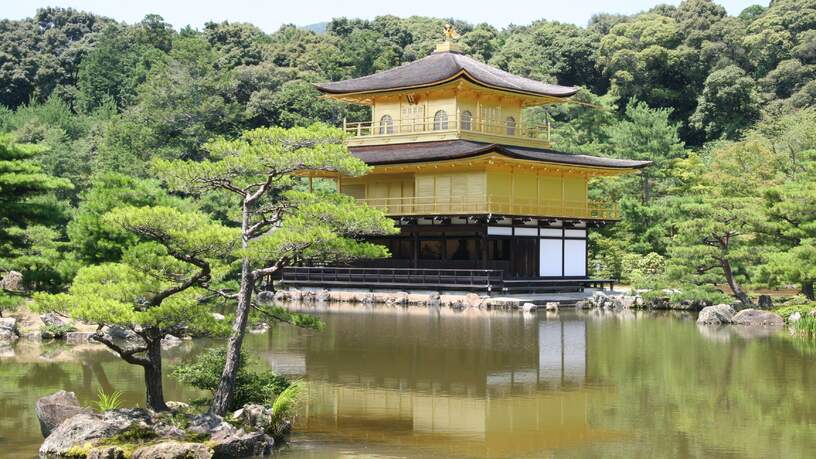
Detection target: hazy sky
<box><xmin>5</xmin><ymin>0</ymin><xmax>762</xmax><ymax>31</ymax></box>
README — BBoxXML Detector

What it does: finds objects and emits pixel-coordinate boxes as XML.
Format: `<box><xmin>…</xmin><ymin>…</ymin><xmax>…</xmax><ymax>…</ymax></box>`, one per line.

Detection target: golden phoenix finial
<box><xmin>443</xmin><ymin>24</ymin><xmax>460</xmax><ymax>42</ymax></box>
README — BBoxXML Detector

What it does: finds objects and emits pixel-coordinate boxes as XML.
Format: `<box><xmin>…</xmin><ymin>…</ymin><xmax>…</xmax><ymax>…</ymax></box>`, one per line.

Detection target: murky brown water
<box><xmin>2</xmin><ymin>305</ymin><xmax>815</xmax><ymax>458</ymax></box>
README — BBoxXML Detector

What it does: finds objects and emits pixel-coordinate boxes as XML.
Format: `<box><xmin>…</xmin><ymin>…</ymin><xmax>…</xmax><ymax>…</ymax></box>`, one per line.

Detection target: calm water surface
<box><xmin>1</xmin><ymin>305</ymin><xmax>815</xmax><ymax>458</ymax></box>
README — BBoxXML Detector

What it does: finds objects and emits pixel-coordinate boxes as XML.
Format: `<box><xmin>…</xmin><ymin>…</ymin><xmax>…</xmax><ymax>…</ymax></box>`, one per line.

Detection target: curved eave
<box><xmin>315</xmin><ymin>70</ymin><xmax>579</xmax><ymax>101</ymax></box>
<box><xmin>367</xmin><ymin>150</ymin><xmax>650</xmax><ymax>172</ymax></box>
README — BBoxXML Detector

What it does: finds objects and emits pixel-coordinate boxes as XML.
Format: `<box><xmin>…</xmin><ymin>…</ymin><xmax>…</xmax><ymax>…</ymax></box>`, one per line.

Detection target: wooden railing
<box><xmin>282</xmin><ymin>267</ymin><xmax>505</xmax><ymax>291</ymax></box>
<box><xmin>355</xmin><ymin>194</ymin><xmax>619</xmax><ymax>220</ymax></box>
<box><xmin>343</xmin><ymin>112</ymin><xmax>551</xmax><ymax>144</ymax></box>
<box><xmin>279</xmin><ymin>267</ymin><xmax>617</xmax><ymax>293</ymax></box>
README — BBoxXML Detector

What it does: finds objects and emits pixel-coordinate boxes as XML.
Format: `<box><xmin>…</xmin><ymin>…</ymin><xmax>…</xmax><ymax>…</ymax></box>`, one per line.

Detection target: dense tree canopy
<box><xmin>2</xmin><ymin>1</ymin><xmax>816</xmax><ymax>332</ymax></box>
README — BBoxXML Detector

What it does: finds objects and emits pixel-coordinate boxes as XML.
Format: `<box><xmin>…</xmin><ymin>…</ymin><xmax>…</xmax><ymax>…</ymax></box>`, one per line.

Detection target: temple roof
<box><xmin>348</xmin><ymin>140</ymin><xmax>652</xmax><ymax>169</ymax></box>
<box><xmin>316</xmin><ymin>50</ymin><xmax>578</xmax><ymax>98</ymax></box>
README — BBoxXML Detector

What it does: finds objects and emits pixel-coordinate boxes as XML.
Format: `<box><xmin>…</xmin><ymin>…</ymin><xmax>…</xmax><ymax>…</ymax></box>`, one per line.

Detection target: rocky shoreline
<box><xmin>35</xmin><ymin>391</ymin><xmax>289</xmax><ymax>459</ymax></box>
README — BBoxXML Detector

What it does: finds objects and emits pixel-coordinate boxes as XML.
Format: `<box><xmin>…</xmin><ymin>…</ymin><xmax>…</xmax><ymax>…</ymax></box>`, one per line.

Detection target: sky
<box><xmin>4</xmin><ymin>0</ymin><xmax>763</xmax><ymax>31</ymax></box>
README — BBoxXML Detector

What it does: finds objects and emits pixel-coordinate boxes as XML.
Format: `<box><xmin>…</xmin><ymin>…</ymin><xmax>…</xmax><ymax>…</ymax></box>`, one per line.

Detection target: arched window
<box><xmin>378</xmin><ymin>115</ymin><xmax>394</xmax><ymax>134</ymax></box>
<box><xmin>460</xmin><ymin>111</ymin><xmax>473</xmax><ymax>130</ymax></box>
<box><xmin>433</xmin><ymin>110</ymin><xmax>448</xmax><ymax>130</ymax></box>
<box><xmin>505</xmin><ymin>116</ymin><xmax>516</xmax><ymax>136</ymax></box>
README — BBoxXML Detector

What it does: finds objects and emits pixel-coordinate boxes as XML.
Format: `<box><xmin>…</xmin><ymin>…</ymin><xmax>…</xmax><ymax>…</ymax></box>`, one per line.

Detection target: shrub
<box><xmin>94</xmin><ymin>389</ymin><xmax>123</xmax><ymax>412</ymax></box>
<box><xmin>41</xmin><ymin>323</ymin><xmax>77</xmax><ymax>339</ymax></box>
<box><xmin>794</xmin><ymin>315</ymin><xmax>816</xmax><ymax>337</ymax></box>
<box><xmin>172</xmin><ymin>346</ymin><xmax>291</xmax><ymax>411</ymax></box>
<box><xmin>621</xmin><ymin>252</ymin><xmax>666</xmax><ymax>288</ymax></box>
<box><xmin>0</xmin><ymin>292</ymin><xmax>21</xmax><ymax>317</ymax></box>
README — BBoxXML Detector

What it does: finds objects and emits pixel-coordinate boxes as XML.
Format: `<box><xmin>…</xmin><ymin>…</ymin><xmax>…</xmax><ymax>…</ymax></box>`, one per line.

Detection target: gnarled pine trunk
<box><xmin>144</xmin><ymin>337</ymin><xmax>168</xmax><ymax>412</ymax></box>
<box><xmin>803</xmin><ymin>281</ymin><xmax>815</xmax><ymax>301</ymax></box>
<box><xmin>721</xmin><ymin>258</ymin><xmax>751</xmax><ymax>307</ymax></box>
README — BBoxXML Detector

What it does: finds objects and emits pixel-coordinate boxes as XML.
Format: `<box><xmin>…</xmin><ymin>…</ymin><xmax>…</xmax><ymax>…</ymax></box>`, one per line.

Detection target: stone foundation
<box><xmin>267</xmin><ymin>288</ymin><xmax>525</xmax><ymax>310</ymax></box>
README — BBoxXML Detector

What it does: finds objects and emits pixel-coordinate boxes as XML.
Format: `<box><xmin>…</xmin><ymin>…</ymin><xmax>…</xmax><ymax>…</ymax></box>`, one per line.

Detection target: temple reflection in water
<box><xmin>251</xmin><ymin>305</ymin><xmax>621</xmax><ymax>457</ymax></box>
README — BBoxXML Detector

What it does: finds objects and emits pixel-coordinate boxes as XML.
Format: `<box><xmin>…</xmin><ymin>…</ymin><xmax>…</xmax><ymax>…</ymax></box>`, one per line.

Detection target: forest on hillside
<box><xmin>1</xmin><ymin>0</ymin><xmax>815</xmax><ymax>310</ymax></box>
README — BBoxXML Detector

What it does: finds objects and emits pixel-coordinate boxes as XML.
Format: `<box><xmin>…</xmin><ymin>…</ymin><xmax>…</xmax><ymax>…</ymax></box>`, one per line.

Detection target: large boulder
<box><xmin>40</xmin><ymin>313</ymin><xmax>67</xmax><ymax>328</ymax></box>
<box><xmin>35</xmin><ymin>390</ymin><xmax>92</xmax><ymax>438</ymax></box>
<box><xmin>88</xmin><ymin>445</ymin><xmax>127</xmax><ymax>459</ymax></box>
<box><xmin>0</xmin><ymin>317</ymin><xmax>19</xmax><ymax>341</ymax></box>
<box><xmin>0</xmin><ymin>270</ymin><xmax>23</xmax><ymax>291</ymax></box>
<box><xmin>39</xmin><ymin>409</ymin><xmax>151</xmax><ymax>457</ymax></box>
<box><xmin>188</xmin><ymin>413</ymin><xmax>236</xmax><ymax>438</ymax></box>
<box><xmin>132</xmin><ymin>442</ymin><xmax>212</xmax><ymax>459</ymax></box>
<box><xmin>696</xmin><ymin>304</ymin><xmax>736</xmax><ymax>325</ymax></box>
<box><xmin>732</xmin><ymin>309</ymin><xmax>784</xmax><ymax>327</ymax></box>
<box><xmin>211</xmin><ymin>430</ymin><xmax>273</xmax><ymax>458</ymax></box>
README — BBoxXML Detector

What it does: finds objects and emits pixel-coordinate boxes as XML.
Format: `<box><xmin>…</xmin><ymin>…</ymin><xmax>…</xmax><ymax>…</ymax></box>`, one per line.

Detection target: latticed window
<box><xmin>506</xmin><ymin>116</ymin><xmax>516</xmax><ymax>135</ymax></box>
<box><xmin>378</xmin><ymin>115</ymin><xmax>394</xmax><ymax>134</ymax></box>
<box><xmin>433</xmin><ymin>110</ymin><xmax>448</xmax><ymax>130</ymax></box>
<box><xmin>461</xmin><ymin>111</ymin><xmax>473</xmax><ymax>130</ymax></box>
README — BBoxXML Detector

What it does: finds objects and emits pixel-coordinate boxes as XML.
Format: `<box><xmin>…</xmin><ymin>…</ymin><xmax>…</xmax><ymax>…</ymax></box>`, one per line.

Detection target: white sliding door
<box><xmin>539</xmin><ymin>239</ymin><xmax>562</xmax><ymax>277</ymax></box>
<box><xmin>563</xmin><ymin>239</ymin><xmax>587</xmax><ymax>277</ymax></box>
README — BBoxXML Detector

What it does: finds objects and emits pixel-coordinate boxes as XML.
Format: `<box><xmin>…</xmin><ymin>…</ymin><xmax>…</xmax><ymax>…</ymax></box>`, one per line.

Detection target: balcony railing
<box><xmin>355</xmin><ymin>194</ymin><xmax>619</xmax><ymax>220</ymax></box>
<box><xmin>343</xmin><ymin>112</ymin><xmax>551</xmax><ymax>145</ymax></box>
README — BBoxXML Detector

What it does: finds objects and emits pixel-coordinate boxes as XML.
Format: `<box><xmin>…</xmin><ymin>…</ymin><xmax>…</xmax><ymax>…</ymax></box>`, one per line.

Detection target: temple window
<box><xmin>461</xmin><ymin>111</ymin><xmax>473</xmax><ymax>130</ymax></box>
<box><xmin>433</xmin><ymin>110</ymin><xmax>448</xmax><ymax>130</ymax></box>
<box><xmin>379</xmin><ymin>115</ymin><xmax>394</xmax><ymax>134</ymax></box>
<box><xmin>506</xmin><ymin>117</ymin><xmax>516</xmax><ymax>135</ymax></box>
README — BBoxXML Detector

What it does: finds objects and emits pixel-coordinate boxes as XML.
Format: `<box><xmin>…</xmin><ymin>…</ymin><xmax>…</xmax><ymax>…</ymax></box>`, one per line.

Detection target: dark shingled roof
<box><xmin>316</xmin><ymin>51</ymin><xmax>578</xmax><ymax>98</ymax></box>
<box><xmin>348</xmin><ymin>140</ymin><xmax>652</xmax><ymax>169</ymax></box>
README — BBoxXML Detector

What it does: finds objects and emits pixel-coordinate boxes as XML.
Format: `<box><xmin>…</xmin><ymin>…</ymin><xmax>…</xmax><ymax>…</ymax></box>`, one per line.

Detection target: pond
<box><xmin>1</xmin><ymin>305</ymin><xmax>815</xmax><ymax>458</ymax></box>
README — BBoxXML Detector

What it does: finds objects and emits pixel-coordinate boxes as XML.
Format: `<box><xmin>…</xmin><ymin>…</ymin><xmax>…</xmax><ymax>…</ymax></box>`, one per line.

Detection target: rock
<box><xmin>464</xmin><ymin>293</ymin><xmax>483</xmax><ymax>308</ymax></box>
<box><xmin>65</xmin><ymin>331</ymin><xmax>95</xmax><ymax>343</ymax></box>
<box><xmin>789</xmin><ymin>312</ymin><xmax>802</xmax><ymax>323</ymax></box>
<box><xmin>0</xmin><ymin>270</ymin><xmax>23</xmax><ymax>291</ymax></box>
<box><xmin>0</xmin><ymin>317</ymin><xmax>19</xmax><ymax>341</ymax></box>
<box><xmin>39</xmin><ymin>409</ymin><xmax>151</xmax><ymax>457</ymax></box>
<box><xmin>40</xmin><ymin>313</ymin><xmax>67</xmax><ymax>327</ymax></box>
<box><xmin>104</xmin><ymin>325</ymin><xmax>140</xmax><ymax>342</ymax></box>
<box><xmin>316</xmin><ymin>289</ymin><xmax>330</xmax><ymax>302</ymax></box>
<box><xmin>544</xmin><ymin>302</ymin><xmax>559</xmax><ymax>311</ymax></box>
<box><xmin>522</xmin><ymin>303</ymin><xmax>537</xmax><ymax>312</ymax></box>
<box><xmin>272</xmin><ymin>290</ymin><xmax>288</xmax><ymax>302</ymax></box>
<box><xmin>161</xmin><ymin>335</ymin><xmax>182</xmax><ymax>348</ymax></box>
<box><xmin>696</xmin><ymin>304</ymin><xmax>736</xmax><ymax>325</ymax></box>
<box><xmin>249</xmin><ymin>322</ymin><xmax>269</xmax><ymax>334</ymax></box>
<box><xmin>188</xmin><ymin>413</ymin><xmax>236</xmax><ymax>438</ymax></box>
<box><xmin>809</xmin><ymin>309</ymin><xmax>816</xmax><ymax>318</ymax></box>
<box><xmin>211</xmin><ymin>429</ymin><xmax>273</xmax><ymax>458</ymax></box>
<box><xmin>574</xmin><ymin>300</ymin><xmax>591</xmax><ymax>310</ymax></box>
<box><xmin>427</xmin><ymin>291</ymin><xmax>441</xmax><ymax>307</ymax></box>
<box><xmin>233</xmin><ymin>404</ymin><xmax>273</xmax><ymax>433</ymax></box>
<box><xmin>732</xmin><ymin>308</ymin><xmax>784</xmax><ymax>327</ymax></box>
<box><xmin>757</xmin><ymin>295</ymin><xmax>774</xmax><ymax>309</ymax></box>
<box><xmin>211</xmin><ymin>313</ymin><xmax>225</xmax><ymax>321</ymax></box>
<box><xmin>256</xmin><ymin>291</ymin><xmax>275</xmax><ymax>304</ymax></box>
<box><xmin>288</xmin><ymin>289</ymin><xmax>302</xmax><ymax>301</ymax></box>
<box><xmin>165</xmin><ymin>401</ymin><xmax>191</xmax><ymax>413</ymax></box>
<box><xmin>88</xmin><ymin>445</ymin><xmax>127</xmax><ymax>459</ymax></box>
<box><xmin>132</xmin><ymin>442</ymin><xmax>213</xmax><ymax>459</ymax></box>
<box><xmin>35</xmin><ymin>390</ymin><xmax>91</xmax><ymax>438</ymax></box>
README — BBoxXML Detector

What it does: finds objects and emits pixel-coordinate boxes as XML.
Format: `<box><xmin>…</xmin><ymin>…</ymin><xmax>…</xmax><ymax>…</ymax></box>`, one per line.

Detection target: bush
<box><xmin>794</xmin><ymin>315</ymin><xmax>816</xmax><ymax>337</ymax></box>
<box><xmin>0</xmin><ymin>292</ymin><xmax>21</xmax><ymax>317</ymax></box>
<box><xmin>172</xmin><ymin>346</ymin><xmax>291</xmax><ymax>411</ymax></box>
<box><xmin>621</xmin><ymin>252</ymin><xmax>666</xmax><ymax>288</ymax></box>
<box><xmin>41</xmin><ymin>323</ymin><xmax>77</xmax><ymax>339</ymax></box>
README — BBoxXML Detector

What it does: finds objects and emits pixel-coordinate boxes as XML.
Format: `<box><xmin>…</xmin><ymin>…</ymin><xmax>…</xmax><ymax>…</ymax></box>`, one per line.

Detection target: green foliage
<box><xmin>794</xmin><ymin>315</ymin><xmax>816</xmax><ymax>337</ymax></box>
<box><xmin>621</xmin><ymin>252</ymin><xmax>666</xmax><ymax>288</ymax></box>
<box><xmin>271</xmin><ymin>382</ymin><xmax>302</xmax><ymax>419</ymax></box>
<box><xmin>0</xmin><ymin>292</ymin><xmax>22</xmax><ymax>317</ymax></box>
<box><xmin>41</xmin><ymin>323</ymin><xmax>76</xmax><ymax>339</ymax></box>
<box><xmin>94</xmin><ymin>389</ymin><xmax>123</xmax><ymax>412</ymax></box>
<box><xmin>172</xmin><ymin>346</ymin><xmax>291</xmax><ymax>411</ymax></box>
<box><xmin>68</xmin><ymin>173</ymin><xmax>193</xmax><ymax>264</ymax></box>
